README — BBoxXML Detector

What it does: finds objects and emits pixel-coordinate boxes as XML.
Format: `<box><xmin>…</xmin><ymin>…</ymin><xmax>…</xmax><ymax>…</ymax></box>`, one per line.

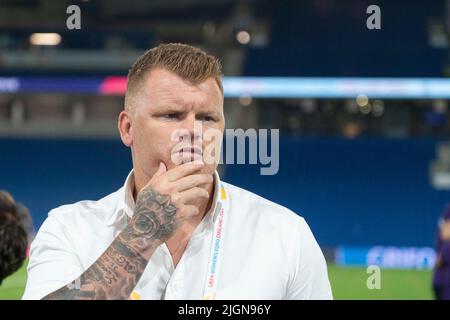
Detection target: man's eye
<box><xmin>162</xmin><ymin>113</ymin><xmax>180</xmax><ymax>119</ymax></box>
<box><xmin>202</xmin><ymin>116</ymin><xmax>216</xmax><ymax>122</ymax></box>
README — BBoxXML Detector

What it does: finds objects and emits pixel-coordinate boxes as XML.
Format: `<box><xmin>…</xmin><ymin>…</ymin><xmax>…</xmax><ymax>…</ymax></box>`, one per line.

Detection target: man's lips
<box><xmin>173</xmin><ymin>147</ymin><xmax>203</xmax><ymax>155</ymax></box>
<box><xmin>170</xmin><ymin>146</ymin><xmax>206</xmax><ymax>165</ymax></box>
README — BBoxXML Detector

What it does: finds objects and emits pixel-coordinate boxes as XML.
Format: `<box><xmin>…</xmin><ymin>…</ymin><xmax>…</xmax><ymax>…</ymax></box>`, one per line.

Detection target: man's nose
<box><xmin>180</xmin><ymin>115</ymin><xmax>202</xmax><ymax>143</ymax></box>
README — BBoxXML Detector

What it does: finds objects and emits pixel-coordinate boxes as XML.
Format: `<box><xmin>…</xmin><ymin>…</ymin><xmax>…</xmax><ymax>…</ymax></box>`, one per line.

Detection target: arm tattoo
<box><xmin>124</xmin><ymin>188</ymin><xmax>177</xmax><ymax>243</ymax></box>
<box><xmin>42</xmin><ymin>187</ymin><xmax>178</xmax><ymax>300</ymax></box>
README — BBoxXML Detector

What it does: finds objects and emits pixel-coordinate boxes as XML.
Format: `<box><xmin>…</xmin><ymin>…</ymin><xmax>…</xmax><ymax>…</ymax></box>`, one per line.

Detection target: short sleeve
<box><xmin>22</xmin><ymin>213</ymin><xmax>83</xmax><ymax>300</ymax></box>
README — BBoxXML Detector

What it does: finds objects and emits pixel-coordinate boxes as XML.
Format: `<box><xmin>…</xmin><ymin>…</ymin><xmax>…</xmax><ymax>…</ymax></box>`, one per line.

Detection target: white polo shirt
<box><xmin>22</xmin><ymin>171</ymin><xmax>332</xmax><ymax>300</ymax></box>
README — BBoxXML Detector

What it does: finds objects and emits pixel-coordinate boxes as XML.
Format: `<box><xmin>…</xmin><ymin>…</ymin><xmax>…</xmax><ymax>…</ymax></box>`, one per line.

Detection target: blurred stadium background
<box><xmin>1</xmin><ymin>0</ymin><xmax>450</xmax><ymax>299</ymax></box>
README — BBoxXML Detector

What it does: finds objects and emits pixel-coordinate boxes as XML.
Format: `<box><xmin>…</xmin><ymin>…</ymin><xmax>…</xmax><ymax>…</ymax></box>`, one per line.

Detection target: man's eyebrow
<box><xmin>196</xmin><ymin>110</ymin><xmax>220</xmax><ymax>117</ymax></box>
<box><xmin>151</xmin><ymin>103</ymin><xmax>185</xmax><ymax>112</ymax></box>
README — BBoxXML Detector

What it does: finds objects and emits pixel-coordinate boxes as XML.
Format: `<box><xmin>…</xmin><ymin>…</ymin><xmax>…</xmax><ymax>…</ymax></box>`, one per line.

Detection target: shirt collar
<box><xmin>107</xmin><ymin>169</ymin><xmax>222</xmax><ymax>227</ymax></box>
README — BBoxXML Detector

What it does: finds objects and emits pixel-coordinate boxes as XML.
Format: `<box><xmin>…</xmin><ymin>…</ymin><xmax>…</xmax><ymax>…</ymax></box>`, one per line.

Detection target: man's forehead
<box><xmin>143</xmin><ymin>69</ymin><xmax>222</xmax><ymax>98</ymax></box>
<box><xmin>140</xmin><ymin>75</ymin><xmax>222</xmax><ymax>110</ymax></box>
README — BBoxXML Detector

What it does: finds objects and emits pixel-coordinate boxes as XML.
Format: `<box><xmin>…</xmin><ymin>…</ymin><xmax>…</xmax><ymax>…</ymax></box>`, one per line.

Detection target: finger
<box><xmin>175</xmin><ymin>174</ymin><xmax>213</xmax><ymax>192</ymax></box>
<box><xmin>153</xmin><ymin>162</ymin><xmax>167</xmax><ymax>179</ymax></box>
<box><xmin>179</xmin><ymin>204</ymin><xmax>200</xmax><ymax>219</ymax></box>
<box><xmin>172</xmin><ymin>187</ymin><xmax>209</xmax><ymax>205</ymax></box>
<box><xmin>166</xmin><ymin>160</ymin><xmax>204</xmax><ymax>182</ymax></box>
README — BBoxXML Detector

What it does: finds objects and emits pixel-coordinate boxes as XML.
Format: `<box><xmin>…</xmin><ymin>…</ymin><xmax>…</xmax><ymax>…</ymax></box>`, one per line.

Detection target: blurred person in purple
<box><xmin>432</xmin><ymin>204</ymin><xmax>450</xmax><ymax>300</ymax></box>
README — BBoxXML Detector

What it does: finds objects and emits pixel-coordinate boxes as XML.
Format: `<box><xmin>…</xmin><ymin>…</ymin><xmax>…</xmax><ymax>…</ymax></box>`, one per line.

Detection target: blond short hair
<box><xmin>125</xmin><ymin>43</ymin><xmax>223</xmax><ymax>110</ymax></box>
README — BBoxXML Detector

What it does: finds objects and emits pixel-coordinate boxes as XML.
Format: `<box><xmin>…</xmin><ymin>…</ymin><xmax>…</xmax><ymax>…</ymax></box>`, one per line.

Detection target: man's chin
<box><xmin>170</xmin><ymin>153</ymin><xmax>204</xmax><ymax>166</ymax></box>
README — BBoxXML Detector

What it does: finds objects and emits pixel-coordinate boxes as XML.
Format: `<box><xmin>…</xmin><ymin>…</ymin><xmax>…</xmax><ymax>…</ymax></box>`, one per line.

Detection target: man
<box><xmin>0</xmin><ymin>191</ymin><xmax>30</xmax><ymax>285</ymax></box>
<box><xmin>432</xmin><ymin>204</ymin><xmax>450</xmax><ymax>300</ymax></box>
<box><xmin>23</xmin><ymin>43</ymin><xmax>332</xmax><ymax>300</ymax></box>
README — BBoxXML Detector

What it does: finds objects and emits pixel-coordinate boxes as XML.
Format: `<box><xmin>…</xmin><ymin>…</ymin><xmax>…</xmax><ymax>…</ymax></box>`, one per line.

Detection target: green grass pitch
<box><xmin>327</xmin><ymin>264</ymin><xmax>434</xmax><ymax>299</ymax></box>
<box><xmin>0</xmin><ymin>260</ymin><xmax>28</xmax><ymax>300</ymax></box>
<box><xmin>0</xmin><ymin>262</ymin><xmax>434</xmax><ymax>300</ymax></box>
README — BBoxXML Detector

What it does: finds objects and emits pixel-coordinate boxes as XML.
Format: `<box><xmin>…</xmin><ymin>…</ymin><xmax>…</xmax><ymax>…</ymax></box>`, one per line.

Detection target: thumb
<box><xmin>153</xmin><ymin>161</ymin><xmax>167</xmax><ymax>178</ymax></box>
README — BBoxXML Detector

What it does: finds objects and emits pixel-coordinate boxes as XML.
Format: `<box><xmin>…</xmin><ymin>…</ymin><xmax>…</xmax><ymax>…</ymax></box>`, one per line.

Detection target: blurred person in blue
<box><xmin>432</xmin><ymin>204</ymin><xmax>450</xmax><ymax>300</ymax></box>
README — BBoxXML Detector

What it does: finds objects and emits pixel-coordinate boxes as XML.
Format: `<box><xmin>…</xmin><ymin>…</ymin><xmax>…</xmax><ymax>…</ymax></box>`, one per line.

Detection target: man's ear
<box><xmin>118</xmin><ymin>110</ymin><xmax>133</xmax><ymax>147</ymax></box>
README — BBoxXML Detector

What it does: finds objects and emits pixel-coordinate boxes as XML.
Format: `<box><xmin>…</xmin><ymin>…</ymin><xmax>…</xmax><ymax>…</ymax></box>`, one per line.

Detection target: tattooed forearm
<box><xmin>42</xmin><ymin>187</ymin><xmax>179</xmax><ymax>300</ymax></box>
<box><xmin>42</xmin><ymin>233</ymin><xmax>148</xmax><ymax>300</ymax></box>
